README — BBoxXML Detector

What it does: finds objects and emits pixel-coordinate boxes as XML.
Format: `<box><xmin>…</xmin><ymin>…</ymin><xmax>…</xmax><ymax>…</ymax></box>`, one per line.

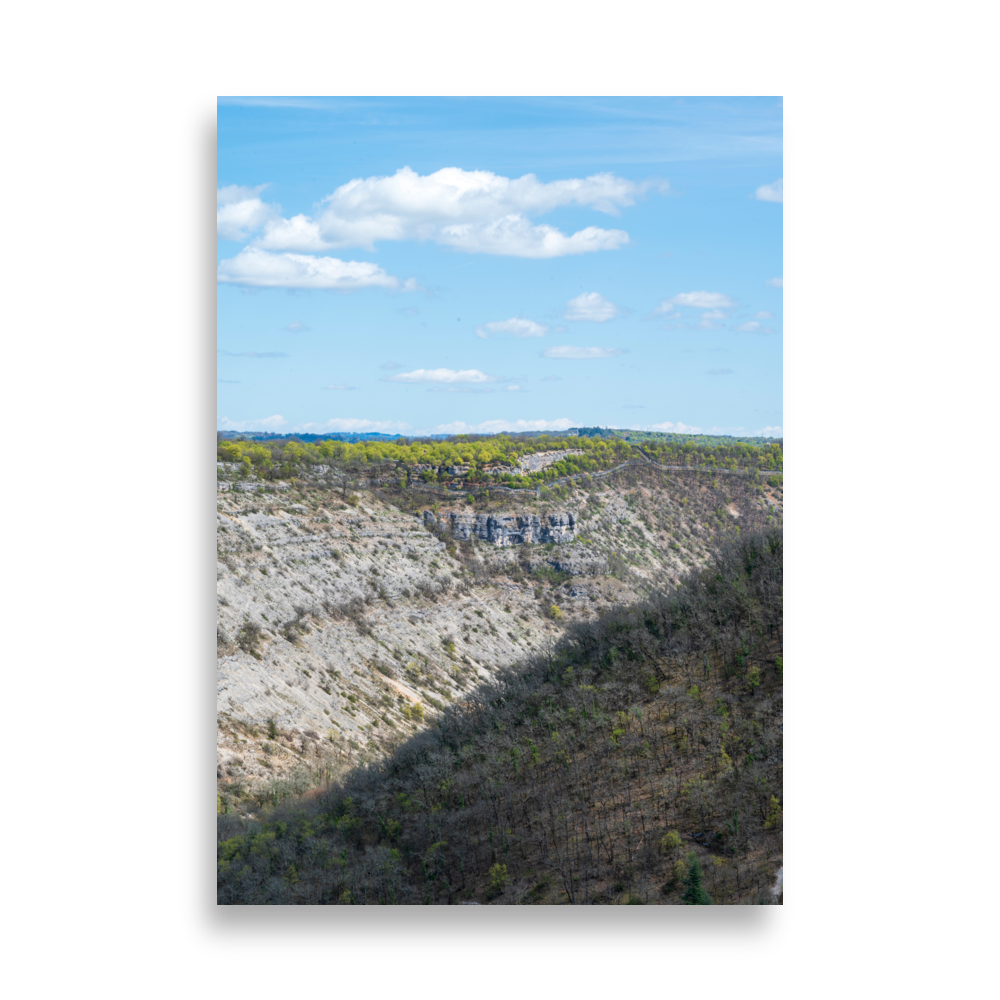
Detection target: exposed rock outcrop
<box><xmin>424</xmin><ymin>510</ymin><xmax>576</xmax><ymax>546</ymax></box>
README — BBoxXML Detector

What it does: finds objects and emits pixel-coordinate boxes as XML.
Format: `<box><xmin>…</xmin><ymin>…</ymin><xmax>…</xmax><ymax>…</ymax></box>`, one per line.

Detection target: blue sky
<box><xmin>217</xmin><ymin>97</ymin><xmax>782</xmax><ymax>437</ymax></box>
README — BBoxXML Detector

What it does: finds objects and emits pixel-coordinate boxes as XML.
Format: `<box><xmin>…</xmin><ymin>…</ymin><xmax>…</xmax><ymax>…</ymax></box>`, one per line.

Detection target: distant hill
<box><xmin>217</xmin><ymin>428</ymin><xmax>782</xmax><ymax>447</ymax></box>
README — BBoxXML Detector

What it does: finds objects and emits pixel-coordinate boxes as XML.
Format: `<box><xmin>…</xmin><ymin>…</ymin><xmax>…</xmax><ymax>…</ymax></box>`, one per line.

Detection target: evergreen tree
<box><xmin>682</xmin><ymin>852</ymin><xmax>713</xmax><ymax>905</ymax></box>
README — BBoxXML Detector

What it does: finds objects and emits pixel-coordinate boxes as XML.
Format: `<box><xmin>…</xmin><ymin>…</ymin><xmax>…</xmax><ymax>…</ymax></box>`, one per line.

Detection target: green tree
<box><xmin>682</xmin><ymin>852</ymin><xmax>713</xmax><ymax>905</ymax></box>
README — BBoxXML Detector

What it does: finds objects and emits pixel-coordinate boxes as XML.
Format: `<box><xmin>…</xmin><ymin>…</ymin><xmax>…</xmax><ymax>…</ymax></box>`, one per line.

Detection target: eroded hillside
<box><xmin>216</xmin><ymin>464</ymin><xmax>782</xmax><ymax>811</ymax></box>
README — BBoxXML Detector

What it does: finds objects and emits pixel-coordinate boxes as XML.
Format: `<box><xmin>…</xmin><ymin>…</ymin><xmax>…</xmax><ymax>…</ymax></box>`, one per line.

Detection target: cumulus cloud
<box><xmin>755</xmin><ymin>179</ymin><xmax>783</xmax><ymax>203</ymax></box>
<box><xmin>217</xmin><ymin>184</ymin><xmax>277</xmax><ymax>241</ymax></box>
<box><xmin>257</xmin><ymin>214</ymin><xmax>329</xmax><ymax>252</ymax></box>
<box><xmin>766</xmin><ymin>277</ymin><xmax>783</xmax><ymax>288</ymax></box>
<box><xmin>737</xmin><ymin>321</ymin><xmax>776</xmax><ymax>333</ymax></box>
<box><xmin>437</xmin><ymin>217</ymin><xmax>628</xmax><ymax>258</ymax></box>
<box><xmin>385</xmin><ymin>368</ymin><xmax>500</xmax><ymax>384</ymax></box>
<box><xmin>293</xmin><ymin>418</ymin><xmax>412</xmax><ymax>433</ymax></box>
<box><xmin>504</xmin><ymin>385</ymin><xmax>525</xmax><ymax>392</ymax></box>
<box><xmin>475</xmin><ymin>317</ymin><xmax>548</xmax><ymax>339</ymax></box>
<box><xmin>756</xmin><ymin>426</ymin><xmax>783</xmax><ymax>437</ymax></box>
<box><xmin>646</xmin><ymin>420</ymin><xmax>703</xmax><ymax>434</ymax></box>
<box><xmin>435</xmin><ymin>418</ymin><xmax>574</xmax><ymax>434</ymax></box>
<box><xmin>542</xmin><ymin>345</ymin><xmax>623</xmax><ymax>359</ymax></box>
<box><xmin>670</xmin><ymin>291</ymin><xmax>736</xmax><ymax>310</ymax></box>
<box><xmin>754</xmin><ymin>311</ymin><xmax>774</xmax><ymax>320</ymax></box>
<box><xmin>217</xmin><ymin>247</ymin><xmax>414</xmax><ymax>290</ymax></box>
<box><xmin>564</xmin><ymin>292</ymin><xmax>620</xmax><ymax>322</ymax></box>
<box><xmin>217</xmin><ymin>414</ymin><xmax>286</xmax><ymax>431</ymax></box>
<box><xmin>251</xmin><ymin>166</ymin><xmax>652</xmax><ymax>258</ymax></box>
<box><xmin>649</xmin><ymin>301</ymin><xmax>676</xmax><ymax>317</ymax></box>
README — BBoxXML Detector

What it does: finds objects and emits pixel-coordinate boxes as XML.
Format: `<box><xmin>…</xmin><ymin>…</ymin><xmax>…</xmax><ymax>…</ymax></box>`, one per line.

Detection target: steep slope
<box><xmin>216</xmin><ymin>464</ymin><xmax>782</xmax><ymax>806</ymax></box>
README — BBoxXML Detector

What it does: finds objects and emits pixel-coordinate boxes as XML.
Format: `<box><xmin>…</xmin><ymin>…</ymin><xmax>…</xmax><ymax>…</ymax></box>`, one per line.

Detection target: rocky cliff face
<box><xmin>424</xmin><ymin>510</ymin><xmax>576</xmax><ymax>546</ymax></box>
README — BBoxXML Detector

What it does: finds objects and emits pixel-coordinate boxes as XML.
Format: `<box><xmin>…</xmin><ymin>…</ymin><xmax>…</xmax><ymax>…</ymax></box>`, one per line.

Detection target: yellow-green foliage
<box><xmin>764</xmin><ymin>795</ymin><xmax>782</xmax><ymax>829</ymax></box>
<box><xmin>402</xmin><ymin>702</ymin><xmax>424</xmax><ymax>722</ymax></box>
<box><xmin>488</xmin><ymin>863</ymin><xmax>510</xmax><ymax>892</ymax></box>
<box><xmin>216</xmin><ymin>432</ymin><xmax>781</xmax><ymax>485</ymax></box>
<box><xmin>660</xmin><ymin>830</ymin><xmax>683</xmax><ymax>854</ymax></box>
<box><xmin>216</xmin><ymin>829</ymin><xmax>280</xmax><ymax>872</ymax></box>
<box><xmin>549</xmin><ymin>604</ymin><xmax>564</xmax><ymax>620</ymax></box>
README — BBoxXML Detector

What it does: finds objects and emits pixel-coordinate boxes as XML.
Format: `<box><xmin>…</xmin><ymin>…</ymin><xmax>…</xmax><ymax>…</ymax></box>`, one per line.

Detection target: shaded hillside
<box><xmin>216</xmin><ymin>463</ymin><xmax>782</xmax><ymax>805</ymax></box>
<box><xmin>217</xmin><ymin>528</ymin><xmax>782</xmax><ymax>905</ymax></box>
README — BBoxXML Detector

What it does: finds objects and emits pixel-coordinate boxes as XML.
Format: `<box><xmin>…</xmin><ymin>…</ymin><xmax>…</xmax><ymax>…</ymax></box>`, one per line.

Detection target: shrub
<box><xmin>488</xmin><ymin>863</ymin><xmax>510</xmax><ymax>894</ymax></box>
<box><xmin>549</xmin><ymin>605</ymin><xmax>564</xmax><ymax>621</ymax></box>
<box><xmin>236</xmin><ymin>620</ymin><xmax>263</xmax><ymax>656</ymax></box>
<box><xmin>764</xmin><ymin>795</ymin><xmax>782</xmax><ymax>829</ymax></box>
<box><xmin>660</xmin><ymin>831</ymin><xmax>683</xmax><ymax>854</ymax></box>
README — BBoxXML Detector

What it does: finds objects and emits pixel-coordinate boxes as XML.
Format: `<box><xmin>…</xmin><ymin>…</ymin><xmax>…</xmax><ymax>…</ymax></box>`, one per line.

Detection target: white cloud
<box><xmin>216</xmin><ymin>247</ymin><xmax>413</xmax><ymax>290</ymax></box>
<box><xmin>646</xmin><ymin>420</ymin><xmax>703</xmax><ymax>434</ymax></box>
<box><xmin>670</xmin><ymin>291</ymin><xmax>736</xmax><ymax>309</ymax></box>
<box><xmin>435</xmin><ymin>418</ymin><xmax>574</xmax><ymax>434</ymax></box>
<box><xmin>217</xmin><ymin>185</ymin><xmax>277</xmax><ymax>241</ymax></box>
<box><xmin>701</xmin><ymin>309</ymin><xmax>727</xmax><ymax>320</ymax></box>
<box><xmin>564</xmin><ymin>292</ymin><xmax>620</xmax><ymax>322</ymax></box>
<box><xmin>755</xmin><ymin>179</ymin><xmax>783</xmax><ymax>203</ymax></box>
<box><xmin>257</xmin><ymin>214</ymin><xmax>329</xmax><ymax>252</ymax></box>
<box><xmin>385</xmin><ymin>368</ymin><xmax>500</xmax><ymax>384</ymax></box>
<box><xmin>766</xmin><ymin>277</ymin><xmax>783</xmax><ymax>288</ymax></box>
<box><xmin>754</xmin><ymin>311</ymin><xmax>774</xmax><ymax>319</ymax></box>
<box><xmin>216</xmin><ymin>414</ymin><xmax>286</xmax><ymax>431</ymax></box>
<box><xmin>438</xmin><ymin>217</ymin><xmax>628</xmax><ymax>258</ymax></box>
<box><xmin>651</xmin><ymin>302</ymin><xmax>676</xmax><ymax>316</ymax></box>
<box><xmin>756</xmin><ymin>426</ymin><xmax>783</xmax><ymax>437</ymax></box>
<box><xmin>252</xmin><ymin>166</ymin><xmax>650</xmax><ymax>258</ymax></box>
<box><xmin>294</xmin><ymin>418</ymin><xmax>412</xmax><ymax>433</ymax></box>
<box><xmin>504</xmin><ymin>385</ymin><xmax>524</xmax><ymax>392</ymax></box>
<box><xmin>475</xmin><ymin>317</ymin><xmax>548</xmax><ymax>339</ymax></box>
<box><xmin>738</xmin><ymin>320</ymin><xmax>776</xmax><ymax>333</ymax></box>
<box><xmin>542</xmin><ymin>345</ymin><xmax>623</xmax><ymax>359</ymax></box>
